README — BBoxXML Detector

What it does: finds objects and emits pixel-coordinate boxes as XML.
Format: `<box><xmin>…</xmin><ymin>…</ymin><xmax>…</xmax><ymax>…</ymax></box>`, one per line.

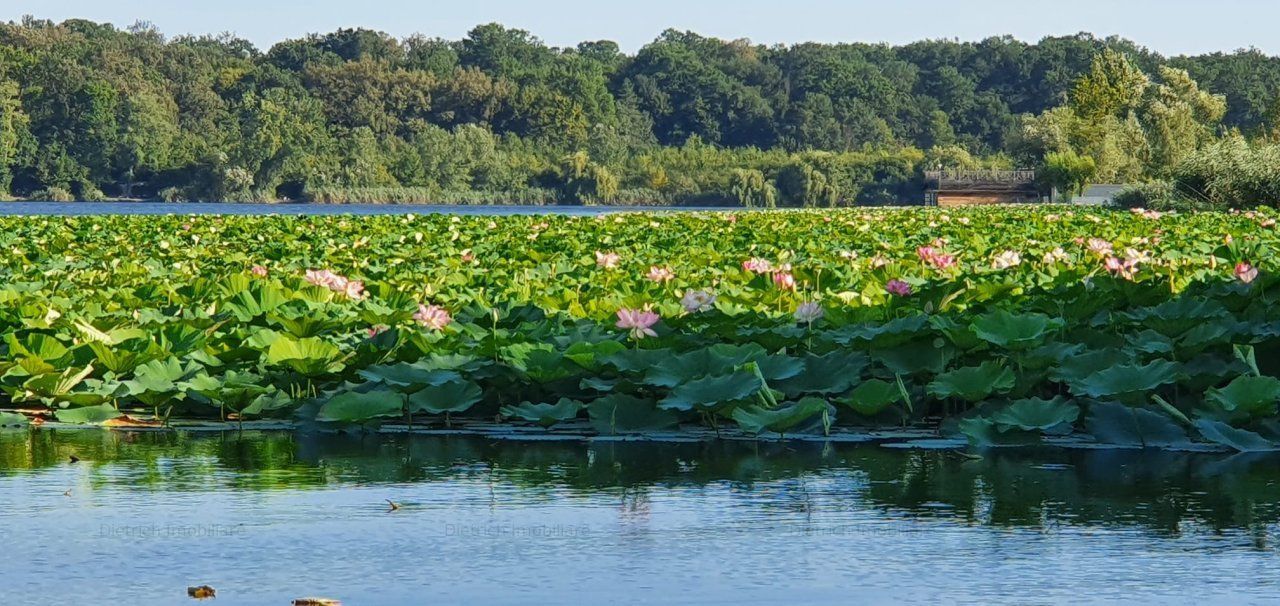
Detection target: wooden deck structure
<box><xmin>924</xmin><ymin>170</ymin><xmax>1042</xmax><ymax>207</ymax></box>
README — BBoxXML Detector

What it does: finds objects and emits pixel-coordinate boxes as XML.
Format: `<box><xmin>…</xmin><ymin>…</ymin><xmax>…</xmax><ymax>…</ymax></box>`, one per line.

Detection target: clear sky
<box><xmin>5</xmin><ymin>0</ymin><xmax>1276</xmax><ymax>56</ymax></box>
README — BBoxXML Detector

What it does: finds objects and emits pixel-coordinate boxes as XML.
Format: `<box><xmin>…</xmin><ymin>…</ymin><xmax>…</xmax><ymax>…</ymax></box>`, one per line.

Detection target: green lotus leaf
<box><xmin>562</xmin><ymin>341</ymin><xmax>626</xmax><ymax>372</ymax></box>
<box><xmin>1069</xmin><ymin>360</ymin><xmax>1179</xmax><ymax>399</ymax></box>
<box><xmin>732</xmin><ymin>397</ymin><xmax>831</xmax><ymax>436</ymax></box>
<box><xmin>0</xmin><ymin>411</ymin><xmax>30</xmax><ymax>427</ymax></box>
<box><xmin>1085</xmin><ymin>402</ymin><xmax>1191</xmax><ymax>448</ymax></box>
<box><xmin>181</xmin><ymin>371</ymin><xmax>273</xmax><ymax>406</ymax></box>
<box><xmin>265</xmin><ymin>335</ymin><xmax>346</xmax><ymax>376</ymax></box>
<box><xmin>1048</xmin><ymin>348</ymin><xmax>1131</xmax><ymax>383</ymax></box>
<box><xmin>1193</xmin><ymin>419</ymin><xmax>1278</xmax><ymax>452</ymax></box>
<box><xmin>224</xmin><ymin>282</ymin><xmax>290</xmax><ymax>322</ymax></box>
<box><xmin>406</xmin><ymin>380</ymin><xmax>483</xmax><ymax>414</ymax></box>
<box><xmin>126</xmin><ymin>357</ymin><xmax>197</xmax><ymax>394</ymax></box>
<box><xmin>1204</xmin><ymin>375</ymin><xmax>1280</xmax><ymax>416</ymax></box>
<box><xmin>22</xmin><ymin>365</ymin><xmax>96</xmax><ymax>402</ymax></box>
<box><xmin>840</xmin><ymin>379</ymin><xmax>902</xmax><ymax>416</ymax></box>
<box><xmin>500</xmin><ymin>398</ymin><xmax>584</xmax><ymax>427</ymax></box>
<box><xmin>872</xmin><ymin>339</ymin><xmax>954</xmax><ymax>375</ymax></box>
<box><xmin>927</xmin><ymin>362</ymin><xmax>1016</xmax><ymax>402</ymax></box>
<box><xmin>317</xmin><ymin>390</ymin><xmax>406</xmax><ymax>422</ymax></box>
<box><xmin>643</xmin><ymin>344</ymin><xmax>768</xmax><ymax>387</ymax></box>
<box><xmin>753</xmin><ymin>354</ymin><xmax>805</xmax><ymax>382</ymax></box>
<box><xmin>54</xmin><ymin>403</ymin><xmax>123</xmax><ymax>425</ymax></box>
<box><xmin>777</xmin><ymin>351</ymin><xmax>869</xmax><ymax>396</ymax></box>
<box><xmin>1126</xmin><ymin>330</ymin><xmax>1175</xmax><ymax>355</ymax></box>
<box><xmin>603</xmin><ymin>349</ymin><xmax>671</xmax><ymax>374</ymax></box>
<box><xmin>988</xmin><ymin>397</ymin><xmax>1079</xmax><ymax>431</ymax></box>
<box><xmin>6</xmin><ymin>332</ymin><xmax>74</xmax><ymax>365</ymax></box>
<box><xmin>240</xmin><ymin>391</ymin><xmax>295</xmax><ymax>417</ymax></box>
<box><xmin>357</xmin><ymin>363</ymin><xmax>460</xmax><ymax>391</ymax></box>
<box><xmin>1125</xmin><ymin>298</ymin><xmax>1229</xmax><ymax>336</ymax></box>
<box><xmin>502</xmin><ymin>343</ymin><xmax>575</xmax><ymax>382</ymax></box>
<box><xmin>970</xmin><ymin>310</ymin><xmax>1061</xmax><ymax>349</ymax></box>
<box><xmin>832</xmin><ymin>315</ymin><xmax>930</xmax><ymax>348</ymax></box>
<box><xmin>958</xmin><ymin>418</ymin><xmax>1041</xmax><ymax>447</ymax></box>
<box><xmin>588</xmin><ymin>394</ymin><xmax>679</xmax><ymax>434</ymax></box>
<box><xmin>658</xmin><ymin>370</ymin><xmax>765</xmax><ymax>412</ymax></box>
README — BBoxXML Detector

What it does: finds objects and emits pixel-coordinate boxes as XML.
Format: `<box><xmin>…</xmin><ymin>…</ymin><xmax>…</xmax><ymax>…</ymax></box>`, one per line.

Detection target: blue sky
<box><xmin>5</xmin><ymin>0</ymin><xmax>1275</xmax><ymax>56</ymax></box>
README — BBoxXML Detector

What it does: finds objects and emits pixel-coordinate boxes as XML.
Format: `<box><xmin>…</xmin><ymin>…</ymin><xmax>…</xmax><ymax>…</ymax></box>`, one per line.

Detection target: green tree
<box><xmin>1041</xmin><ymin>149</ymin><xmax>1097</xmax><ymax>198</ymax></box>
<box><xmin>0</xmin><ymin>78</ymin><xmax>31</xmax><ymax>196</ymax></box>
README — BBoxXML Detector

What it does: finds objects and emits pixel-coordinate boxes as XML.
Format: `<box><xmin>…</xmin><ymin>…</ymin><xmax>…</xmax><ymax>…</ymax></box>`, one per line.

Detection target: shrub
<box><xmin>1167</xmin><ymin>138</ymin><xmax>1280</xmax><ymax>209</ymax></box>
<box><xmin>159</xmin><ymin>187</ymin><xmax>188</xmax><ymax>202</ymax></box>
<box><xmin>33</xmin><ymin>187</ymin><xmax>75</xmax><ymax>202</ymax></box>
<box><xmin>1113</xmin><ymin>182</ymin><xmax>1176</xmax><ymax>209</ymax></box>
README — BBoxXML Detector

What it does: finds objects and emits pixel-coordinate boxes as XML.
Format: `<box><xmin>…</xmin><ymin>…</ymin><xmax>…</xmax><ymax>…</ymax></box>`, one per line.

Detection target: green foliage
<box><xmin>1041</xmin><ymin>150</ymin><xmax>1097</xmax><ymax>198</ymax></box>
<box><xmin>2</xmin><ymin>20</ymin><xmax>1276</xmax><ymax>205</ymax></box>
<box><xmin>0</xmin><ymin>207</ymin><xmax>1277</xmax><ymax>447</ymax></box>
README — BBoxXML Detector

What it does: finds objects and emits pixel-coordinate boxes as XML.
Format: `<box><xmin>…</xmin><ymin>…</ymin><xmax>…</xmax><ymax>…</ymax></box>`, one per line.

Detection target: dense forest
<box><xmin>3</xmin><ymin>17</ymin><xmax>1280</xmax><ymax>207</ymax></box>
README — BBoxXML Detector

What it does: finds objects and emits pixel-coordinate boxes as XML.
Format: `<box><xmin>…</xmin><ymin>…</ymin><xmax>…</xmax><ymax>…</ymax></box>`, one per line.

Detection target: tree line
<box><xmin>2</xmin><ymin>17</ymin><xmax>1280</xmax><ymax>207</ymax></box>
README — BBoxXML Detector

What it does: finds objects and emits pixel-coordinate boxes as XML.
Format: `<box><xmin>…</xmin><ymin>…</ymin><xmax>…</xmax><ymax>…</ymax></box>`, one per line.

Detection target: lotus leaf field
<box><xmin>2</xmin><ymin>207</ymin><xmax>1280</xmax><ymax>450</ymax></box>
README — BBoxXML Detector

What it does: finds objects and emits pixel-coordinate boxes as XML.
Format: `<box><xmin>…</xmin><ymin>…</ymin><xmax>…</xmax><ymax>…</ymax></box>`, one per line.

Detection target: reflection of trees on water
<box><xmin>2</xmin><ymin>430</ymin><xmax>1279</xmax><ymax>536</ymax></box>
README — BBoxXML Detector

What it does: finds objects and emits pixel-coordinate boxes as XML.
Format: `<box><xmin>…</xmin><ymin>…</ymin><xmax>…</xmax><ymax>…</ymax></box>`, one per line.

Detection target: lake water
<box><xmin>2</xmin><ymin>430</ymin><xmax>1278</xmax><ymax>605</ymax></box>
<box><xmin>0</xmin><ymin>202</ymin><xmax>737</xmax><ymax>216</ymax></box>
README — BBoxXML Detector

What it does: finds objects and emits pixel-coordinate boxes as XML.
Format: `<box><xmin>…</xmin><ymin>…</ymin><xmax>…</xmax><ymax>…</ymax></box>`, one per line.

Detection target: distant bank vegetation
<box><xmin>3</xmin><ymin>18</ymin><xmax>1280</xmax><ymax>208</ymax></box>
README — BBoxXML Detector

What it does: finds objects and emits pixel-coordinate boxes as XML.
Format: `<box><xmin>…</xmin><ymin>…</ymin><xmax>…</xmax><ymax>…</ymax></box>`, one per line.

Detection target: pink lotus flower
<box><xmin>680</xmin><ymin>290</ymin><xmax>716</xmax><ymax>313</ymax></box>
<box><xmin>250</xmin><ymin>265</ymin><xmax>268</xmax><ymax>277</ymax></box>
<box><xmin>595</xmin><ymin>251</ymin><xmax>621</xmax><ymax>269</ymax></box>
<box><xmin>343</xmin><ymin>280</ymin><xmax>367</xmax><ymax>300</ymax></box>
<box><xmin>726</xmin><ymin>214</ymin><xmax>739</xmax><ymax>224</ymax></box>
<box><xmin>742</xmin><ymin>257</ymin><xmax>774</xmax><ymax>274</ymax></box>
<box><xmin>1104</xmin><ymin>256</ymin><xmax>1139</xmax><ymax>281</ymax></box>
<box><xmin>772</xmin><ymin>271</ymin><xmax>797</xmax><ymax>291</ymax></box>
<box><xmin>1236</xmin><ymin>262</ymin><xmax>1259</xmax><ymax>284</ymax></box>
<box><xmin>616</xmin><ymin>307</ymin><xmax>660</xmax><ymax>340</ymax></box>
<box><xmin>794</xmin><ymin>301</ymin><xmax>824</xmax><ymax>324</ymax></box>
<box><xmin>305</xmin><ymin>269</ymin><xmax>340</xmax><ymax>288</ymax></box>
<box><xmin>886</xmin><ymin>279</ymin><xmax>912</xmax><ymax>297</ymax></box>
<box><xmin>917</xmin><ymin>246</ymin><xmax>956</xmax><ymax>270</ymax></box>
<box><xmin>460</xmin><ymin>249</ymin><xmax>476</xmax><ymax>263</ymax></box>
<box><xmin>1085</xmin><ymin>238</ymin><xmax>1114</xmax><ymax>256</ymax></box>
<box><xmin>413</xmin><ymin>304</ymin><xmax>452</xmax><ymax>331</ymax></box>
<box><xmin>367</xmin><ymin>325</ymin><xmax>388</xmax><ymax>338</ymax></box>
<box><xmin>646</xmin><ymin>266</ymin><xmax>675</xmax><ymax>283</ymax></box>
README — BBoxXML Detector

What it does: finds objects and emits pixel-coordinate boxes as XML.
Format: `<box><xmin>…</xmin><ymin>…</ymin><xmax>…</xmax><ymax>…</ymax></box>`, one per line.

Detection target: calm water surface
<box><xmin>0</xmin><ymin>202</ymin><xmax>737</xmax><ymax>216</ymax></box>
<box><xmin>1</xmin><ymin>430</ymin><xmax>1278</xmax><ymax>605</ymax></box>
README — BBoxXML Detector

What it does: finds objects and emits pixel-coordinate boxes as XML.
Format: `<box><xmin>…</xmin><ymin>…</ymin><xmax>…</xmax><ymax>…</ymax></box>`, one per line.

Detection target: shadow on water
<box><xmin>3</xmin><ymin>428</ymin><xmax>1279</xmax><ymax>539</ymax></box>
